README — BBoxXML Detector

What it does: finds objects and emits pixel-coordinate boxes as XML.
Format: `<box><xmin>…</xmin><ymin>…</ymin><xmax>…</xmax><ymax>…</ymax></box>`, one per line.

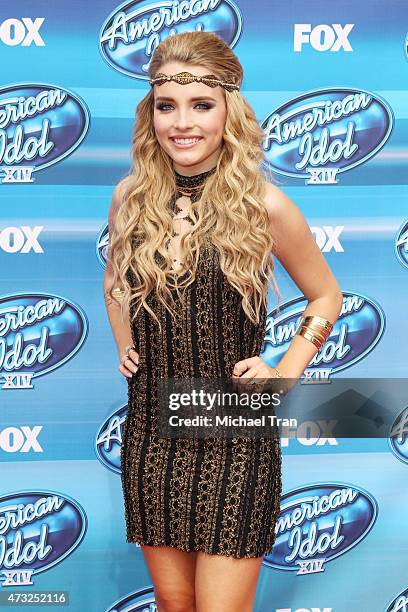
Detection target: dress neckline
<box><xmin>169</xmin><ymin>167</ymin><xmax>216</xmax><ymax>271</ymax></box>
<box><xmin>173</xmin><ymin>165</ymin><xmax>217</xmax><ymax>204</ymax></box>
<box><xmin>173</xmin><ymin>165</ymin><xmax>217</xmax><ymax>183</ymax></box>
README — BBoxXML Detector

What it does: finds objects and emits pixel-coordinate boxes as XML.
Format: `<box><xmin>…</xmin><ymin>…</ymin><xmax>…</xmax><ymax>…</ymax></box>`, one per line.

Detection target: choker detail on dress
<box><xmin>167</xmin><ymin>165</ymin><xmax>216</xmax><ymax>273</ymax></box>
<box><xmin>173</xmin><ymin>165</ymin><xmax>217</xmax><ymax>203</ymax></box>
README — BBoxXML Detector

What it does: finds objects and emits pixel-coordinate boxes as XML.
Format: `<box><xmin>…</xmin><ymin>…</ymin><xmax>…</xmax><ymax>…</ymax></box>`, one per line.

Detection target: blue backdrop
<box><xmin>1</xmin><ymin>1</ymin><xmax>407</xmax><ymax>611</ymax></box>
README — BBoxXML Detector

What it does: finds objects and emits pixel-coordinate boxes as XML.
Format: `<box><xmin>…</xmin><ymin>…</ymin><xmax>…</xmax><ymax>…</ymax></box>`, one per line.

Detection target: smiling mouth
<box><xmin>170</xmin><ymin>137</ymin><xmax>203</xmax><ymax>146</ymax></box>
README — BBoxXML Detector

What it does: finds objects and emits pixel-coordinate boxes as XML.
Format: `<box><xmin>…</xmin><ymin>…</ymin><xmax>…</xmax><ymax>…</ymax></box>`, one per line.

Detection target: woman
<box><xmin>104</xmin><ymin>31</ymin><xmax>342</xmax><ymax>612</ymax></box>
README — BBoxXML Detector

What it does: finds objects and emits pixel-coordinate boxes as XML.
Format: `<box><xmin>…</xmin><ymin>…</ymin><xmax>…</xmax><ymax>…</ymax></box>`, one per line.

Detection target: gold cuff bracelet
<box><xmin>295</xmin><ymin>315</ymin><xmax>333</xmax><ymax>350</ymax></box>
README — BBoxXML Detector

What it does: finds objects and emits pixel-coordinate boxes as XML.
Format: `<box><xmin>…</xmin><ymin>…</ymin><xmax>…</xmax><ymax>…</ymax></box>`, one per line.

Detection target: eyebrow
<box><xmin>155</xmin><ymin>96</ymin><xmax>216</xmax><ymax>102</ymax></box>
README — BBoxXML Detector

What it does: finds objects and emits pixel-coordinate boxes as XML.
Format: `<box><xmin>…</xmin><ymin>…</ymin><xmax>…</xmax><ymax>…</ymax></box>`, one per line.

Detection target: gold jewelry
<box><xmin>149</xmin><ymin>71</ymin><xmax>239</xmax><ymax>92</ymax></box>
<box><xmin>247</xmin><ymin>366</ymin><xmax>283</xmax><ymax>386</ymax></box>
<box><xmin>112</xmin><ymin>287</ymin><xmax>125</xmax><ymax>299</ymax></box>
<box><xmin>295</xmin><ymin>315</ymin><xmax>333</xmax><ymax>350</ymax></box>
<box><xmin>300</xmin><ymin>315</ymin><xmax>333</xmax><ymax>332</ymax></box>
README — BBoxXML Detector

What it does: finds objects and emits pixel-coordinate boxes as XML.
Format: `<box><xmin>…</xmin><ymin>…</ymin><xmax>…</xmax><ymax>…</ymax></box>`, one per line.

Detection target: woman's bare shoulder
<box><xmin>110</xmin><ymin>177</ymin><xmax>130</xmax><ymax>213</ymax></box>
<box><xmin>108</xmin><ymin>179</ymin><xmax>128</xmax><ymax>232</ymax></box>
<box><xmin>263</xmin><ymin>182</ymin><xmax>295</xmax><ymax>223</ymax></box>
<box><xmin>110</xmin><ymin>179</ymin><xmax>128</xmax><ymax>212</ymax></box>
<box><xmin>262</xmin><ymin>181</ymin><xmax>310</xmax><ymax>235</ymax></box>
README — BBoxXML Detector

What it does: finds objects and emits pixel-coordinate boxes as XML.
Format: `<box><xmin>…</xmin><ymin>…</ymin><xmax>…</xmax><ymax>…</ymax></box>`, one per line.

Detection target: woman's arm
<box><xmin>104</xmin><ymin>184</ymin><xmax>139</xmax><ymax>378</ymax></box>
<box><xmin>262</xmin><ymin>182</ymin><xmax>343</xmax><ymax>378</ymax></box>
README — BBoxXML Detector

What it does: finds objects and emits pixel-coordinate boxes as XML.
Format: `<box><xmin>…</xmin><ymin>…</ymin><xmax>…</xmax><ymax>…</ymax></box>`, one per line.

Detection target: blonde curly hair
<box><xmin>106</xmin><ymin>30</ymin><xmax>281</xmax><ymax>332</ymax></box>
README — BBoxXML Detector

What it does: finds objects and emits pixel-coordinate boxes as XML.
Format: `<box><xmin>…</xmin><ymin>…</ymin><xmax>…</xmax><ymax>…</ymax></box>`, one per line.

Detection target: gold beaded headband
<box><xmin>149</xmin><ymin>71</ymin><xmax>239</xmax><ymax>92</ymax></box>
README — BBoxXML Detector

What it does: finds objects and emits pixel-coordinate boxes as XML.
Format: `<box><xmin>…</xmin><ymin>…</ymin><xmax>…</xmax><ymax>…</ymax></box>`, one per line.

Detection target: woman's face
<box><xmin>153</xmin><ymin>61</ymin><xmax>227</xmax><ymax>176</ymax></box>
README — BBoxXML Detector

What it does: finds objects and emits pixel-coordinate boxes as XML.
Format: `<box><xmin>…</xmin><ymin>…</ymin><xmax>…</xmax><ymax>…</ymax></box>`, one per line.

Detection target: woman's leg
<box><xmin>141</xmin><ymin>545</ymin><xmax>197</xmax><ymax>612</ymax></box>
<box><xmin>195</xmin><ymin>551</ymin><xmax>264</xmax><ymax>612</ymax></box>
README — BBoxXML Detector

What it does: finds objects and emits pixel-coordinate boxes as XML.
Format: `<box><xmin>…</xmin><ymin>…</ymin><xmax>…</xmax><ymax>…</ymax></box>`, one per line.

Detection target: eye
<box><xmin>155</xmin><ymin>103</ymin><xmax>171</xmax><ymax>111</ymax></box>
<box><xmin>155</xmin><ymin>102</ymin><xmax>212</xmax><ymax>112</ymax></box>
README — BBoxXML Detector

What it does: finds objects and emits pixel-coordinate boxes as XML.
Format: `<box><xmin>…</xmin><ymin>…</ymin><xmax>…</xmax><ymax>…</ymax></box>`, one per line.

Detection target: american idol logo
<box><xmin>0</xmin><ymin>293</ymin><xmax>88</xmax><ymax>390</ymax></box>
<box><xmin>395</xmin><ymin>219</ymin><xmax>408</xmax><ymax>270</ymax></box>
<box><xmin>388</xmin><ymin>406</ymin><xmax>408</xmax><ymax>465</ymax></box>
<box><xmin>263</xmin><ymin>483</ymin><xmax>377</xmax><ymax>574</ymax></box>
<box><xmin>99</xmin><ymin>0</ymin><xmax>242</xmax><ymax>79</ymax></box>
<box><xmin>262</xmin><ymin>291</ymin><xmax>385</xmax><ymax>380</ymax></box>
<box><xmin>0</xmin><ymin>491</ymin><xmax>87</xmax><ymax>587</ymax></box>
<box><xmin>261</xmin><ymin>87</ymin><xmax>393</xmax><ymax>185</ymax></box>
<box><xmin>96</xmin><ymin>223</ymin><xmax>109</xmax><ymax>268</ymax></box>
<box><xmin>107</xmin><ymin>586</ymin><xmax>156</xmax><ymax>612</ymax></box>
<box><xmin>0</xmin><ymin>83</ymin><xmax>90</xmax><ymax>183</ymax></box>
<box><xmin>385</xmin><ymin>587</ymin><xmax>408</xmax><ymax>612</ymax></box>
<box><xmin>95</xmin><ymin>404</ymin><xmax>128</xmax><ymax>473</ymax></box>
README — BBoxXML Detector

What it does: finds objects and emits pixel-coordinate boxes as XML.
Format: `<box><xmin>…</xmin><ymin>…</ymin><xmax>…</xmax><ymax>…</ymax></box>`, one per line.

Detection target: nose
<box><xmin>172</xmin><ymin>108</ymin><xmax>194</xmax><ymax>130</ymax></box>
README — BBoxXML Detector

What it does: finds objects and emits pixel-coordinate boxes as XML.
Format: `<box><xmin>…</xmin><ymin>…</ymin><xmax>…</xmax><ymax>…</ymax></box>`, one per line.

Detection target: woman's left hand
<box><xmin>231</xmin><ymin>356</ymin><xmax>280</xmax><ymax>385</ymax></box>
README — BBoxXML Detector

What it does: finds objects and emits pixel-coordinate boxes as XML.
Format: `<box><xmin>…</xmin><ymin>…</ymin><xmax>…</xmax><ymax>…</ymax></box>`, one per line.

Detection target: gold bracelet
<box><xmin>295</xmin><ymin>315</ymin><xmax>333</xmax><ymax>350</ymax></box>
<box><xmin>296</xmin><ymin>315</ymin><xmax>333</xmax><ymax>332</ymax></box>
<box><xmin>297</xmin><ymin>328</ymin><xmax>326</xmax><ymax>348</ymax></box>
<box><xmin>297</xmin><ymin>325</ymin><xmax>327</xmax><ymax>342</ymax></box>
<box><xmin>111</xmin><ymin>287</ymin><xmax>125</xmax><ymax>301</ymax></box>
<box><xmin>298</xmin><ymin>324</ymin><xmax>330</xmax><ymax>341</ymax></box>
<box><xmin>301</xmin><ymin>315</ymin><xmax>333</xmax><ymax>332</ymax></box>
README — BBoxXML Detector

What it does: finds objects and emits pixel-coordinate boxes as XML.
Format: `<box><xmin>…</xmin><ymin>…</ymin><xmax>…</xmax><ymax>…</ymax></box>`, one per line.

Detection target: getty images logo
<box><xmin>294</xmin><ymin>24</ymin><xmax>354</xmax><ymax>52</ymax></box>
<box><xmin>0</xmin><ymin>18</ymin><xmax>45</xmax><ymax>47</ymax></box>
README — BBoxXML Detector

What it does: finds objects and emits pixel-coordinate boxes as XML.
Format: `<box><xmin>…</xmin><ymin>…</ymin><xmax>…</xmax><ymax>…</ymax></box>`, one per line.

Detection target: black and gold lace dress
<box><xmin>120</xmin><ymin>168</ymin><xmax>282</xmax><ymax>559</ymax></box>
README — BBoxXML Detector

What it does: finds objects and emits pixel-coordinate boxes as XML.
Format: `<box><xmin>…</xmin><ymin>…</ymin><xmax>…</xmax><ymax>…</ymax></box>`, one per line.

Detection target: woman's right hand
<box><xmin>119</xmin><ymin>345</ymin><xmax>140</xmax><ymax>378</ymax></box>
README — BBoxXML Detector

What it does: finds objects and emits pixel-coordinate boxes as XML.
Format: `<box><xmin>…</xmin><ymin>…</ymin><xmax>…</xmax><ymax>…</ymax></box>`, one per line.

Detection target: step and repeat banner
<box><xmin>1</xmin><ymin>1</ymin><xmax>407</xmax><ymax>611</ymax></box>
